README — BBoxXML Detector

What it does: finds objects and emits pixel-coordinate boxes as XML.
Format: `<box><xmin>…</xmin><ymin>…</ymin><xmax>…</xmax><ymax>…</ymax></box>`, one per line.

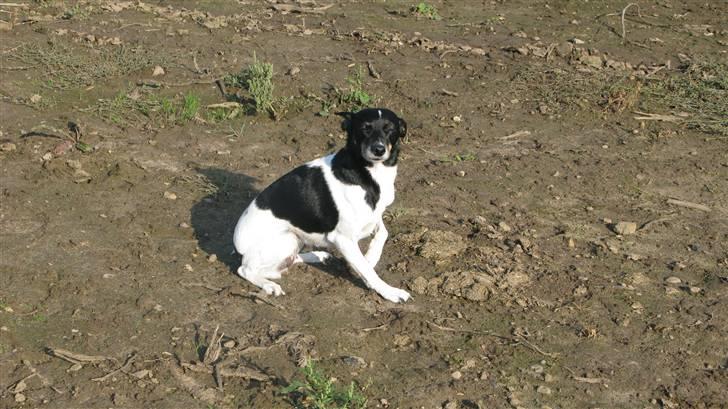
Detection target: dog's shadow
<box><xmin>190</xmin><ymin>167</ymin><xmax>365</xmax><ymax>290</ymax></box>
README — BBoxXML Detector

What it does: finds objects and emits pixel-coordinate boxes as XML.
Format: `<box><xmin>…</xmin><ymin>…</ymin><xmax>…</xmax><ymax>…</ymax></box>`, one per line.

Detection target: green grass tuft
<box><xmin>340</xmin><ymin>66</ymin><xmax>372</xmax><ymax>110</ymax></box>
<box><xmin>282</xmin><ymin>360</ymin><xmax>368</xmax><ymax>409</ymax></box>
<box><xmin>412</xmin><ymin>2</ymin><xmax>441</xmax><ymax>20</ymax></box>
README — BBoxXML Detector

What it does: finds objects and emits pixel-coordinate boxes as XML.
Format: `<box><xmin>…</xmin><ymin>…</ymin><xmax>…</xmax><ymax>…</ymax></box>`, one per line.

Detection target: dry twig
<box><xmin>427</xmin><ymin>321</ymin><xmax>557</xmax><ymax>358</ymax></box>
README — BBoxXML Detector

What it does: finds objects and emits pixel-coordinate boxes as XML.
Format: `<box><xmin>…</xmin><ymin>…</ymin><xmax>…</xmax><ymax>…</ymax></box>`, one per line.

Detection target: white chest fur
<box><xmin>368</xmin><ymin>163</ymin><xmax>397</xmax><ymax>214</ymax></box>
<box><xmin>312</xmin><ymin>156</ymin><xmax>397</xmax><ymax>240</ymax></box>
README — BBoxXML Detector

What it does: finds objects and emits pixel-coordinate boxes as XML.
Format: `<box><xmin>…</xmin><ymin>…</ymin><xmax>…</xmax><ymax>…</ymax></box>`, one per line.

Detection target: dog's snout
<box><xmin>372</xmin><ymin>143</ymin><xmax>386</xmax><ymax>157</ymax></box>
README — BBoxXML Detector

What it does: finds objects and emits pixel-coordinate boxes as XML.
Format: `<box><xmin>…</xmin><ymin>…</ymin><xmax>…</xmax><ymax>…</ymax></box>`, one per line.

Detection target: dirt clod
<box><xmin>418</xmin><ymin>230</ymin><xmax>467</xmax><ymax>261</ymax></box>
<box><xmin>612</xmin><ymin>221</ymin><xmax>638</xmax><ymax>235</ymax></box>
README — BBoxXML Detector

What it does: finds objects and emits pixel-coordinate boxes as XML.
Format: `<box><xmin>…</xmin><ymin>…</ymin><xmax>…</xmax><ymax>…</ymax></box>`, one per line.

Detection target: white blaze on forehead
<box><xmin>378</xmin><ymin>109</ymin><xmax>382</xmax><ymax>119</ymax></box>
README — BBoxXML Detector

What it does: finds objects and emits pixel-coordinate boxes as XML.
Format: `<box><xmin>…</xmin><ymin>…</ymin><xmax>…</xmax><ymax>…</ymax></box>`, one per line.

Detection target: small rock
<box><xmin>689</xmin><ymin>286</ymin><xmax>702</xmax><ymax>294</ymax></box>
<box><xmin>613</xmin><ymin>221</ymin><xmax>637</xmax><ymax>235</ymax></box>
<box><xmin>184</xmin><ymin>264</ymin><xmax>193</xmax><ymax>272</ymax></box>
<box><xmin>12</xmin><ymin>380</ymin><xmax>27</xmax><ymax>394</ymax></box>
<box><xmin>380</xmin><ymin>398</ymin><xmax>389</xmax><ymax>407</ymax></box>
<box><xmin>452</xmin><ymin>115</ymin><xmax>462</xmax><ymax>123</ymax></box>
<box><xmin>152</xmin><ymin>65</ymin><xmax>165</xmax><ymax>76</ymax></box>
<box><xmin>112</xmin><ymin>392</ymin><xmax>126</xmax><ymax>405</ymax></box>
<box><xmin>665</xmin><ymin>287</ymin><xmax>681</xmax><ymax>296</ymax></box>
<box><xmin>456</xmin><ymin>170</ymin><xmax>466</xmax><ymax>177</ymax></box>
<box><xmin>179</xmin><ymin>222</ymin><xmax>190</xmax><ymax>228</ymax></box>
<box><xmin>393</xmin><ymin>334</ymin><xmax>411</xmax><ymax>347</ymax></box>
<box><xmin>0</xmin><ymin>142</ymin><xmax>17</xmax><ymax>152</ymax></box>
<box><xmin>665</xmin><ymin>276</ymin><xmax>681</xmax><ymax>285</ymax></box>
<box><xmin>163</xmin><ymin>191</ymin><xmax>177</xmax><ymax>200</ymax></box>
<box><xmin>30</xmin><ymin>94</ymin><xmax>42</xmax><ymax>104</ymax></box>
<box><xmin>223</xmin><ymin>339</ymin><xmax>236</xmax><ymax>348</ymax></box>
<box><xmin>207</xmin><ymin>254</ymin><xmax>218</xmax><ymax>263</ymax></box>
<box><xmin>581</xmin><ymin>55</ymin><xmax>603</xmax><ymax>69</ymax></box>
<box><xmin>341</xmin><ymin>355</ymin><xmax>367</xmax><ymax>368</ymax></box>
<box><xmin>567</xmin><ymin>237</ymin><xmax>575</xmax><ymax>248</ymax></box>
<box><xmin>451</xmin><ymin>370</ymin><xmax>462</xmax><ymax>380</ymax></box>
<box><xmin>15</xmin><ymin>393</ymin><xmax>26</xmax><ymax>403</ymax></box>
<box><xmin>462</xmin><ymin>283</ymin><xmax>489</xmax><ymax>301</ymax></box>
<box><xmin>573</xmin><ymin>285</ymin><xmax>588</xmax><ymax>296</ymax></box>
<box><xmin>42</xmin><ymin>152</ymin><xmax>54</xmax><ymax>161</ymax></box>
<box><xmin>287</xmin><ymin>66</ymin><xmax>300</xmax><ymax>76</ymax></box>
<box><xmin>569</xmin><ymin>38</ymin><xmax>586</xmax><ymax>44</ymax></box>
<box><xmin>132</xmin><ymin>369</ymin><xmax>151</xmax><ymax>379</ymax></box>
<box><xmin>498</xmin><ymin>221</ymin><xmax>512</xmax><ymax>232</ymax></box>
<box><xmin>536</xmin><ymin>385</ymin><xmax>552</xmax><ymax>395</ymax></box>
<box><xmin>503</xmin><ymin>270</ymin><xmax>530</xmax><ymax>288</ymax></box>
<box><xmin>544</xmin><ymin>373</ymin><xmax>555</xmax><ymax>382</ymax></box>
<box><xmin>409</xmin><ymin>276</ymin><xmax>429</xmax><ymax>295</ymax></box>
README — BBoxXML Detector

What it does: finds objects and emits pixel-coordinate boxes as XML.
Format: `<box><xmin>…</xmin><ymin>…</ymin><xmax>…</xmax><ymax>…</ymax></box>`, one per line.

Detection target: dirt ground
<box><xmin>1</xmin><ymin>1</ymin><xmax>727</xmax><ymax>408</ymax></box>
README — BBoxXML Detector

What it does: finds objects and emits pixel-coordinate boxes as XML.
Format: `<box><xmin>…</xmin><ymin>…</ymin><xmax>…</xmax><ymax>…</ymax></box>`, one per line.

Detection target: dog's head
<box><xmin>337</xmin><ymin>108</ymin><xmax>407</xmax><ymax>166</ymax></box>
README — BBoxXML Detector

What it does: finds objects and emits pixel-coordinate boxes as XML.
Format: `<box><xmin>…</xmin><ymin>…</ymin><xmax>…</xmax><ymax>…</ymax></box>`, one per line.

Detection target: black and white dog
<box><xmin>233</xmin><ymin>108</ymin><xmax>411</xmax><ymax>303</ymax></box>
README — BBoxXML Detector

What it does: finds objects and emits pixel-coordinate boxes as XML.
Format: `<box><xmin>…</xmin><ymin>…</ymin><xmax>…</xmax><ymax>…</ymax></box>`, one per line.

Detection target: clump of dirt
<box><xmin>409</xmin><ymin>270</ymin><xmax>493</xmax><ymax>301</ymax></box>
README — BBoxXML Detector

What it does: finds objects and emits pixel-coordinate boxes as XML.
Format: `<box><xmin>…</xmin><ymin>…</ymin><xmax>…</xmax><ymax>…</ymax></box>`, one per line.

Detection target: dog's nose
<box><xmin>372</xmin><ymin>143</ymin><xmax>386</xmax><ymax>157</ymax></box>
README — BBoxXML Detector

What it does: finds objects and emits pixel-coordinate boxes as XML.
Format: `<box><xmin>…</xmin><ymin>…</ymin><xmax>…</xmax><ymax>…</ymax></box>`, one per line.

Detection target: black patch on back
<box><xmin>255</xmin><ymin>165</ymin><xmax>338</xmax><ymax>233</ymax></box>
<box><xmin>331</xmin><ymin>149</ymin><xmax>380</xmax><ymax>209</ymax></box>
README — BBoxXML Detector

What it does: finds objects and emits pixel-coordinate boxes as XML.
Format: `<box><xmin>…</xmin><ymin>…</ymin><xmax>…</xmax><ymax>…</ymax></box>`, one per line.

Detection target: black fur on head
<box><xmin>336</xmin><ymin>108</ymin><xmax>406</xmax><ymax>166</ymax></box>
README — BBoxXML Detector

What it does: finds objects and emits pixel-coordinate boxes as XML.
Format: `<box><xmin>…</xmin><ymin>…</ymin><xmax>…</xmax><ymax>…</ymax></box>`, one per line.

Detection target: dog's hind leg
<box><xmin>237</xmin><ymin>266</ymin><xmax>285</xmax><ymax>296</ymax></box>
<box><xmin>293</xmin><ymin>251</ymin><xmax>332</xmax><ymax>264</ymax></box>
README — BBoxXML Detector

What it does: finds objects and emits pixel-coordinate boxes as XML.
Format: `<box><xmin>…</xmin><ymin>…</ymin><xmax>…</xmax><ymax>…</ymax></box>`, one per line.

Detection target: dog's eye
<box><xmin>383</xmin><ymin>123</ymin><xmax>393</xmax><ymax>132</ymax></box>
<box><xmin>361</xmin><ymin>123</ymin><xmax>373</xmax><ymax>132</ymax></box>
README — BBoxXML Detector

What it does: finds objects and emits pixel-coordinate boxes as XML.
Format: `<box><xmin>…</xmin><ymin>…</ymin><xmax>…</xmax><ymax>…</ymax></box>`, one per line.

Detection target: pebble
<box><xmin>207</xmin><ymin>254</ymin><xmax>217</xmax><ymax>263</ymax></box>
<box><xmin>582</xmin><ymin>55</ymin><xmax>603</xmax><ymax>69</ymax></box>
<box><xmin>179</xmin><ymin>222</ymin><xmax>190</xmax><ymax>228</ymax></box>
<box><xmin>342</xmin><ymin>355</ymin><xmax>367</xmax><ymax>368</ymax></box>
<box><xmin>498</xmin><ymin>221</ymin><xmax>512</xmax><ymax>232</ymax></box>
<box><xmin>223</xmin><ymin>340</ymin><xmax>236</xmax><ymax>348</ymax></box>
<box><xmin>456</xmin><ymin>170</ymin><xmax>466</xmax><ymax>177</ymax></box>
<box><xmin>30</xmin><ymin>94</ymin><xmax>42</xmax><ymax>104</ymax></box>
<box><xmin>287</xmin><ymin>66</ymin><xmax>300</xmax><ymax>76</ymax></box>
<box><xmin>152</xmin><ymin>65</ymin><xmax>165</xmax><ymax>76</ymax></box>
<box><xmin>570</xmin><ymin>38</ymin><xmax>586</xmax><ymax>44</ymax></box>
<box><xmin>665</xmin><ymin>287</ymin><xmax>681</xmax><ymax>296</ymax></box>
<box><xmin>665</xmin><ymin>276</ymin><xmax>681</xmax><ymax>285</ymax></box>
<box><xmin>536</xmin><ymin>385</ymin><xmax>552</xmax><ymax>395</ymax></box>
<box><xmin>184</xmin><ymin>264</ymin><xmax>193</xmax><ymax>272</ymax></box>
<box><xmin>689</xmin><ymin>286</ymin><xmax>701</xmax><ymax>294</ymax></box>
<box><xmin>573</xmin><ymin>285</ymin><xmax>588</xmax><ymax>296</ymax></box>
<box><xmin>452</xmin><ymin>115</ymin><xmax>462</xmax><ymax>122</ymax></box>
<box><xmin>444</xmin><ymin>401</ymin><xmax>458</xmax><ymax>409</ymax></box>
<box><xmin>613</xmin><ymin>221</ymin><xmax>637</xmax><ymax>235</ymax></box>
<box><xmin>451</xmin><ymin>370</ymin><xmax>463</xmax><ymax>380</ymax></box>
<box><xmin>14</xmin><ymin>393</ymin><xmax>26</xmax><ymax>403</ymax></box>
<box><xmin>163</xmin><ymin>191</ymin><xmax>177</xmax><ymax>200</ymax></box>
<box><xmin>0</xmin><ymin>142</ymin><xmax>16</xmax><ymax>152</ymax></box>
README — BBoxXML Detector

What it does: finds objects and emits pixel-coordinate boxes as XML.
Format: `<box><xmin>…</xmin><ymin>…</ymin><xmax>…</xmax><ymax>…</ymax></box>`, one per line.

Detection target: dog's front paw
<box><xmin>377</xmin><ymin>286</ymin><xmax>411</xmax><ymax>303</ymax></box>
<box><xmin>262</xmin><ymin>282</ymin><xmax>285</xmax><ymax>296</ymax></box>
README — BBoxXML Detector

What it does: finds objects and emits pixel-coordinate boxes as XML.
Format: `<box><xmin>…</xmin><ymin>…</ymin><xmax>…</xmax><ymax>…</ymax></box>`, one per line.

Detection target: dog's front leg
<box><xmin>331</xmin><ymin>234</ymin><xmax>410</xmax><ymax>303</ymax></box>
<box><xmin>364</xmin><ymin>219</ymin><xmax>387</xmax><ymax>268</ymax></box>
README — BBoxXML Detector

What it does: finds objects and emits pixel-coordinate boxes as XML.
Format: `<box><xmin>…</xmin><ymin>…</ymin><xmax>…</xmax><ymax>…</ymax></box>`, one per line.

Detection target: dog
<box><xmin>232</xmin><ymin>108</ymin><xmax>411</xmax><ymax>303</ymax></box>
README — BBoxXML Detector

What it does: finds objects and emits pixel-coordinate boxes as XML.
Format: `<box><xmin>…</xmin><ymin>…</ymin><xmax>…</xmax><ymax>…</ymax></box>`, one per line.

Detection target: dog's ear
<box><xmin>398</xmin><ymin>117</ymin><xmax>407</xmax><ymax>138</ymax></box>
<box><xmin>336</xmin><ymin>111</ymin><xmax>353</xmax><ymax>133</ymax></box>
